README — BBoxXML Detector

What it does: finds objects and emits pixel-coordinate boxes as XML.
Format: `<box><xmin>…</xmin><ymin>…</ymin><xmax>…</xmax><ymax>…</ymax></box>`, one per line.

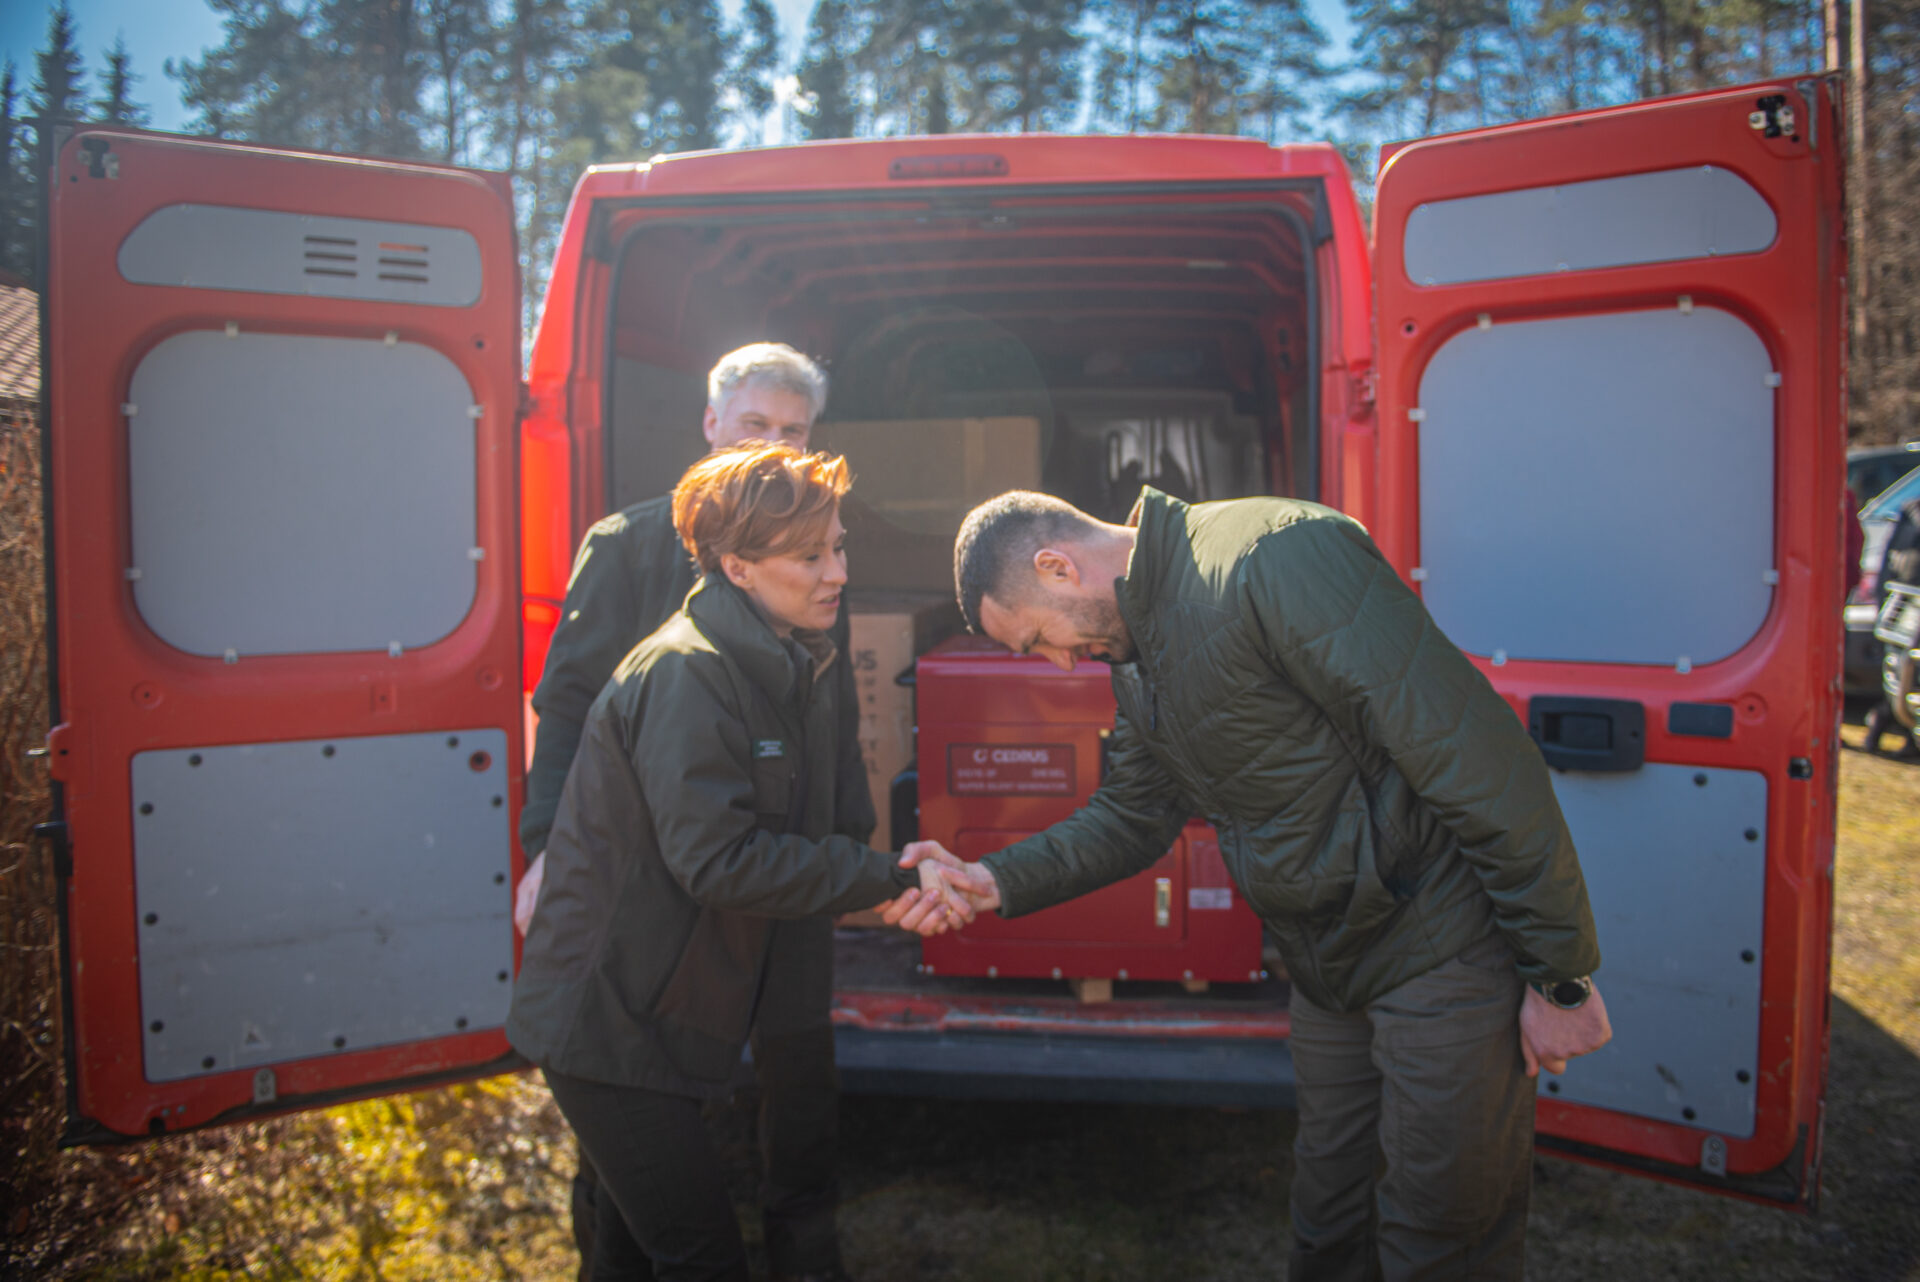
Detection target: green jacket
<box><xmin>505</xmin><ymin>575</ymin><xmax>917</xmax><ymax>1095</ymax></box>
<box><xmin>981</xmin><ymin>490</ymin><xmax>1601</xmax><ymax>1013</ymax></box>
<box><xmin>521</xmin><ymin>494</ymin><xmax>872</xmax><ymax>860</ymax></box>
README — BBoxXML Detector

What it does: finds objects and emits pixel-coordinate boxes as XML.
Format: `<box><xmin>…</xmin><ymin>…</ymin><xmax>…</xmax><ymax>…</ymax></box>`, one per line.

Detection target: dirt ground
<box><xmin>8</xmin><ymin>723</ymin><xmax>1919</xmax><ymax>1282</ymax></box>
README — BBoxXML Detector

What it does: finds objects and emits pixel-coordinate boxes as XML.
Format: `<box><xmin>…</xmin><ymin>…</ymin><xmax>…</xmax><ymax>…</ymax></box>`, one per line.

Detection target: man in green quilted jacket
<box><xmin>897</xmin><ymin>487</ymin><xmax>1611</xmax><ymax>1282</ymax></box>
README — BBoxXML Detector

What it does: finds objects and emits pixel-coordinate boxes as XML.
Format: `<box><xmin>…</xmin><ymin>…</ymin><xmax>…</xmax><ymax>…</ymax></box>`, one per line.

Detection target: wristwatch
<box><xmin>1530</xmin><ymin>976</ymin><xmax>1592</xmax><ymax>1010</ymax></box>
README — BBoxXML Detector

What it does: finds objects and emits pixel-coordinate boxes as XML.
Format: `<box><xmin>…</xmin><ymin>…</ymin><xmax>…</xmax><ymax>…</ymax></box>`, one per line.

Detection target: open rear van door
<box><xmin>1372</xmin><ymin>79</ymin><xmax>1845</xmax><ymax>1205</ymax></box>
<box><xmin>42</xmin><ymin>130</ymin><xmax>525</xmax><ymax>1140</ymax></box>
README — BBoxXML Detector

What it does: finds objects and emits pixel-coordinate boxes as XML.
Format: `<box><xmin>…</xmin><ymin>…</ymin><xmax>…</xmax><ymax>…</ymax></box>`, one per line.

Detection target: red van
<box><xmin>40</xmin><ymin>76</ymin><xmax>1844</xmax><ymax>1207</ymax></box>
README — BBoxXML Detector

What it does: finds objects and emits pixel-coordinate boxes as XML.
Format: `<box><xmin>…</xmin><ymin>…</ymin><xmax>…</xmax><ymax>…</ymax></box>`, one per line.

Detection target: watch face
<box><xmin>1550</xmin><ymin>978</ymin><xmax>1588</xmax><ymax>1008</ymax></box>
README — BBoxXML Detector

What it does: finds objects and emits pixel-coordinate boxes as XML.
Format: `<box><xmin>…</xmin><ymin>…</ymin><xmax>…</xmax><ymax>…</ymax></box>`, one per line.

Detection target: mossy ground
<box><xmin>13</xmin><ymin>725</ymin><xmax>1919</xmax><ymax>1281</ymax></box>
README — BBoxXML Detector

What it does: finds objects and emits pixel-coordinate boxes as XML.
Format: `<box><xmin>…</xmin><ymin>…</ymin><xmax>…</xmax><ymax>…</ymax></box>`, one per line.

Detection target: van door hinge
<box><xmin>1349</xmin><ymin>367</ymin><xmax>1376</xmax><ymax>414</ymax></box>
<box><xmin>79</xmin><ymin>136</ymin><xmax>118</xmax><ymax>179</ymax></box>
<box><xmin>43</xmin><ymin>724</ymin><xmax>77</xmax><ymax>784</ymax></box>
<box><xmin>32</xmin><ymin>820</ymin><xmax>72</xmax><ymax>880</ymax></box>
<box><xmin>1749</xmin><ymin>94</ymin><xmax>1795</xmax><ymax>139</ymax></box>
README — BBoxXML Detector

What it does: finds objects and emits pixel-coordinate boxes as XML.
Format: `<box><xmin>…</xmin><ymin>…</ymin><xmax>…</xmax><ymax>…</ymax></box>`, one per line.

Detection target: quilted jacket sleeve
<box><xmin>631</xmin><ymin>653</ymin><xmax>915</xmax><ymax>917</ymax></box>
<box><xmin>979</xmin><ymin>705</ymin><xmax>1192</xmax><ymax>918</ymax></box>
<box><xmin>1243</xmin><ymin>515</ymin><xmax>1601</xmax><ymax>984</ymax></box>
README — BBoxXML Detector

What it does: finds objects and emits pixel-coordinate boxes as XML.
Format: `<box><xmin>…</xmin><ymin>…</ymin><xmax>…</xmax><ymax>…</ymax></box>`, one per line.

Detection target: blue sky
<box><xmin>1</xmin><ymin>0</ymin><xmax>1357</xmax><ymax>138</ymax></box>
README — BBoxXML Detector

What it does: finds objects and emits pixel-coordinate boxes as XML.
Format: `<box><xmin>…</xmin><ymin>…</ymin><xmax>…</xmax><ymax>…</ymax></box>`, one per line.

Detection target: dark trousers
<box><xmin>1286</xmin><ymin>934</ymin><xmax>1534</xmax><ymax>1282</ymax></box>
<box><xmin>564</xmin><ymin>918</ymin><xmax>842</xmax><ymax>1282</ymax></box>
<box><xmin>548</xmin><ymin>1068</ymin><xmax>751</xmax><ymax>1282</ymax></box>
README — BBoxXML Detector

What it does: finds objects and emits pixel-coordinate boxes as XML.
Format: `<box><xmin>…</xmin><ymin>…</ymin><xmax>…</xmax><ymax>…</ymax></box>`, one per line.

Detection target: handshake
<box><xmin>878</xmin><ymin>841</ymin><xmax>1002</xmax><ymax>936</ymax></box>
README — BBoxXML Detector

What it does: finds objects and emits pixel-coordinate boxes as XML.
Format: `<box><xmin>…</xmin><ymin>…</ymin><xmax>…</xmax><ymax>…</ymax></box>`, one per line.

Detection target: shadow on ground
<box><xmin>803</xmin><ymin>994</ymin><xmax>1919</xmax><ymax>1282</ymax></box>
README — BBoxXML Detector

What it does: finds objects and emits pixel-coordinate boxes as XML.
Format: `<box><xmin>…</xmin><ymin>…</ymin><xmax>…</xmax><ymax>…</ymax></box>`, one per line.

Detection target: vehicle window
<box><xmin>1850</xmin><ymin>452</ymin><xmax>1920</xmax><ymax>504</ymax></box>
<box><xmin>127</xmin><ymin>329</ymin><xmax>480</xmax><ymax>658</ymax></box>
<box><xmin>1864</xmin><ymin>464</ymin><xmax>1920</xmax><ymax>522</ymax></box>
<box><xmin>1417</xmin><ymin>305</ymin><xmax>1773</xmax><ymax>667</ymax></box>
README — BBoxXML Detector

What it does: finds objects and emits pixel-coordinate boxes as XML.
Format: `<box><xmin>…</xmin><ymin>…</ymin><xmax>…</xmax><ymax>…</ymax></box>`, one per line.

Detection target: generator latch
<box><xmin>1154</xmin><ymin>878</ymin><xmax>1172</xmax><ymax>928</ymax></box>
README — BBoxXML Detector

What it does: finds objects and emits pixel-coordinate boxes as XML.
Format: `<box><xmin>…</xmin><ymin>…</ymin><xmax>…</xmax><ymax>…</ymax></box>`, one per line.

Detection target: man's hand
<box><xmin>513</xmin><ymin>851</ymin><xmax>547</xmax><ymax>937</ymax></box>
<box><xmin>1519</xmin><ymin>980</ymin><xmax>1612</xmax><ymax>1078</ymax></box>
<box><xmin>872</xmin><ymin>841</ymin><xmax>1003</xmax><ymax>937</ymax></box>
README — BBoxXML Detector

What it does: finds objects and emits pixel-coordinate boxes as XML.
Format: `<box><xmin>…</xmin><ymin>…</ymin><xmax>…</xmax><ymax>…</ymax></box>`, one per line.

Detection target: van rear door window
<box><xmin>1401</xmin><ymin>165</ymin><xmax>1777</xmax><ymax>286</ymax></box>
<box><xmin>127</xmin><ymin>329</ymin><xmax>480</xmax><ymax>658</ymax></box>
<box><xmin>1414</xmin><ymin>305</ymin><xmax>1775</xmax><ymax>667</ymax></box>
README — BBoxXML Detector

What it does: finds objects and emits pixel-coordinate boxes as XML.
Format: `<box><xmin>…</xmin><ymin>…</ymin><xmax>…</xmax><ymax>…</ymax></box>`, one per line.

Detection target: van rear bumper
<box><xmin>833</xmin><ymin>1023</ymin><xmax>1296</xmax><ymax>1109</ymax></box>
<box><xmin>826</xmin><ymin>929</ymin><xmax>1295</xmax><ymax>1108</ymax></box>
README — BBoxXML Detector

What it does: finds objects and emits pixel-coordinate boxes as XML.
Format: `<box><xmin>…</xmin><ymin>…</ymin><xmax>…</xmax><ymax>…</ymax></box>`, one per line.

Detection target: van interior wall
<box><xmin>602</xmin><ymin>199</ymin><xmax>1315</xmax><ymax>601</ymax></box>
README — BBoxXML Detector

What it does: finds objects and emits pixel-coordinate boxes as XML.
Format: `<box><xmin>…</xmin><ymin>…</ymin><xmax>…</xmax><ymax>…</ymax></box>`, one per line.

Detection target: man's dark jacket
<box><xmin>981</xmin><ymin>490</ymin><xmax>1601</xmax><ymax>1013</ymax></box>
<box><xmin>507</xmin><ymin>574</ymin><xmax>916</xmax><ymax>1095</ymax></box>
<box><xmin>521</xmin><ymin>497</ymin><xmax>698</xmax><ymax>861</ymax></box>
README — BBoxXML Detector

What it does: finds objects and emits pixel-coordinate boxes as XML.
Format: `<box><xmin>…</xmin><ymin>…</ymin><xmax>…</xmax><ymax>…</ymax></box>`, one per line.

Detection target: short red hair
<box><xmin>672</xmin><ymin>443</ymin><xmax>852</xmax><ymax>573</ymax></box>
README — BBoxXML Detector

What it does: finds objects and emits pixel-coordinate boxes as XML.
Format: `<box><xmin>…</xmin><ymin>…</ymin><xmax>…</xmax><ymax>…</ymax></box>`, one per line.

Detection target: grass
<box><xmin>7</xmin><ymin>724</ymin><xmax>1919</xmax><ymax>1281</ymax></box>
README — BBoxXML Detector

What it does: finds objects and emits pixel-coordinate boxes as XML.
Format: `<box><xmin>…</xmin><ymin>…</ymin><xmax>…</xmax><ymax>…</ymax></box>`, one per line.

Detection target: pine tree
<box><xmin>795</xmin><ymin>0</ymin><xmax>861</xmax><ymax>139</ymax></box>
<box><xmin>1088</xmin><ymin>0</ymin><xmax>1321</xmax><ymax>136</ymax></box>
<box><xmin>171</xmin><ymin>0</ymin><xmax>426</xmax><ymax>158</ymax></box>
<box><xmin>94</xmin><ymin>36</ymin><xmax>151</xmax><ymax>128</ymax></box>
<box><xmin>0</xmin><ymin>63</ymin><xmax>26</xmax><ymax>280</ymax></box>
<box><xmin>6</xmin><ymin>4</ymin><xmax>92</xmax><ymax>287</ymax></box>
<box><xmin>1237</xmin><ymin>0</ymin><xmax>1328</xmax><ymax>141</ymax></box>
<box><xmin>32</xmin><ymin>1</ymin><xmax>89</xmax><ymax>127</ymax></box>
<box><xmin>952</xmin><ymin>0</ymin><xmax>1086</xmax><ymax>131</ymax></box>
<box><xmin>1090</xmin><ymin>0</ymin><xmax>1161</xmax><ymax>132</ymax></box>
<box><xmin>852</xmin><ymin>0</ymin><xmax>961</xmax><ymax>135</ymax></box>
<box><xmin>1146</xmin><ymin>0</ymin><xmax>1244</xmax><ymax>132</ymax></box>
<box><xmin>1337</xmin><ymin>0</ymin><xmax>1511</xmax><ymax>136</ymax></box>
<box><xmin>420</xmin><ymin>0</ymin><xmax>494</xmax><ymax>162</ymax></box>
<box><xmin>728</xmin><ymin>0</ymin><xmax>781</xmax><ymax>141</ymax></box>
<box><xmin>585</xmin><ymin>0</ymin><xmax>732</xmax><ymax>155</ymax></box>
<box><xmin>316</xmin><ymin>0</ymin><xmax>427</xmax><ymax>158</ymax></box>
<box><xmin>484</xmin><ymin>0</ymin><xmax>584</xmax><ymax>326</ymax></box>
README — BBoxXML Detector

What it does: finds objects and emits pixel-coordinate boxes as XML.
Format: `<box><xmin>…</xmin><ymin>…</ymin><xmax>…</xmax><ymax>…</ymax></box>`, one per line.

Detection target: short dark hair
<box><xmin>953</xmin><ymin>491</ymin><xmax>1095</xmax><ymax>633</ymax></box>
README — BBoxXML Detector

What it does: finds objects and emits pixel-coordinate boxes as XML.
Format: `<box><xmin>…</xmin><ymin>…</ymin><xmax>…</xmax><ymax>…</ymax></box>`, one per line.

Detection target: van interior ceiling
<box><xmin>602</xmin><ymin>190</ymin><xmax>1320</xmax><ymax>599</ymax></box>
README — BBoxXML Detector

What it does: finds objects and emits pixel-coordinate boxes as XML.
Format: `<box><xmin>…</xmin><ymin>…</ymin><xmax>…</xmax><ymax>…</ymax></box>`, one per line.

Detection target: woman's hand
<box><xmin>871</xmin><ymin>842</ymin><xmax>1002</xmax><ymax>936</ymax></box>
<box><xmin>910</xmin><ymin>857</ymin><xmax>975</xmax><ymax>934</ymax></box>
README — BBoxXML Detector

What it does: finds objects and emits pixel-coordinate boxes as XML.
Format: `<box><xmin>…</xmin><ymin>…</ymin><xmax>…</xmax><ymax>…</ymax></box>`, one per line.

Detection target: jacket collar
<box><xmin>685</xmin><ymin>574</ymin><xmax>836</xmax><ymax>707</ymax></box>
<box><xmin>1115</xmin><ymin>487</ymin><xmax>1187</xmax><ymax>664</ymax></box>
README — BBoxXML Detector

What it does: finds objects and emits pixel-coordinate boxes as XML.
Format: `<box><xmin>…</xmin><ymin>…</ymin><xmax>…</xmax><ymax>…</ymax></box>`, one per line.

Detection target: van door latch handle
<box><xmin>1527</xmin><ymin>696</ymin><xmax>1646</xmax><ymax>772</ymax></box>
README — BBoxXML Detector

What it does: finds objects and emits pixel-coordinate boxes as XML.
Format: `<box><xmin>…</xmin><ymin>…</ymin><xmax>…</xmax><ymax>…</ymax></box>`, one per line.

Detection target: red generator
<box><xmin>916</xmin><ymin>636</ymin><xmax>1265</xmax><ymax>986</ymax></box>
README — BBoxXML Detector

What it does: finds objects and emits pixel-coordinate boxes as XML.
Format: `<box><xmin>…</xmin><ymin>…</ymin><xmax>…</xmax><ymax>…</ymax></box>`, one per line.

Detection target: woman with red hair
<box><xmin>508</xmin><ymin>443</ymin><xmax>964</xmax><ymax>1281</ymax></box>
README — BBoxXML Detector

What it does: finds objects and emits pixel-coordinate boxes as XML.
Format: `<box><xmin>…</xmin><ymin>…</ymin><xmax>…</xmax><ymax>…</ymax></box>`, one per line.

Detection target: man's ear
<box><xmin>719</xmin><ymin>551</ymin><xmax>753</xmax><ymax>590</ymax></box>
<box><xmin>1032</xmin><ymin>547</ymin><xmax>1080</xmax><ymax>587</ymax></box>
<box><xmin>701</xmin><ymin>404</ymin><xmax>721</xmax><ymax>447</ymax></box>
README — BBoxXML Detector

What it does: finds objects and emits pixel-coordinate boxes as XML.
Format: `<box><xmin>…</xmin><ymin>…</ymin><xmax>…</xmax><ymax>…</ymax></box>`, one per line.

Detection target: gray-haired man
<box><xmin>517</xmin><ymin>343</ymin><xmax>862</xmax><ymax>1282</ymax></box>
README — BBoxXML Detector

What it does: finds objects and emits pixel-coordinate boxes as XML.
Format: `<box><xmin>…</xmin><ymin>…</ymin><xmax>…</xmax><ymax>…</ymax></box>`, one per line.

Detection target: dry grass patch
<box><xmin>1831</xmin><ymin>723</ymin><xmax>1920</xmax><ymax>1049</ymax></box>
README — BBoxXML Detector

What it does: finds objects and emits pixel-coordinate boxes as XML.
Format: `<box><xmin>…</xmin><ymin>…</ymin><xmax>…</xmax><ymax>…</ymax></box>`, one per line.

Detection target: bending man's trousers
<box><xmin>1286</xmin><ymin>933</ymin><xmax>1535</xmax><ymax>1282</ymax></box>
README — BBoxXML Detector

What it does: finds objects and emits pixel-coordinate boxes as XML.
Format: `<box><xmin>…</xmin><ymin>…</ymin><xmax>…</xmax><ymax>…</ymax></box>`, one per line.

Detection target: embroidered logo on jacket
<box><xmin>754</xmin><ymin>740</ymin><xmax>786</xmax><ymax>759</ymax></box>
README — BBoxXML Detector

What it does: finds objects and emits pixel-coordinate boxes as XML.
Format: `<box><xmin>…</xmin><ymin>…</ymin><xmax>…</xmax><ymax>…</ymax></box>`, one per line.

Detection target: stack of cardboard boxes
<box><xmin>815</xmin><ymin>416</ymin><xmax>1043</xmax><ymax>920</ymax></box>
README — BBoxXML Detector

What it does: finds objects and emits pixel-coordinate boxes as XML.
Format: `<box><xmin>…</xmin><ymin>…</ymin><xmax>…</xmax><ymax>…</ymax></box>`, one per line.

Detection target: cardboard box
<box><xmin>815</xmin><ymin>417</ymin><xmax>1043</xmax><ymax>594</ymax></box>
<box><xmin>845</xmin><ymin>592</ymin><xmax>963</xmax><ymax>852</ymax></box>
<box><xmin>835</xmin><ymin>592</ymin><xmax>961</xmax><ymax>928</ymax></box>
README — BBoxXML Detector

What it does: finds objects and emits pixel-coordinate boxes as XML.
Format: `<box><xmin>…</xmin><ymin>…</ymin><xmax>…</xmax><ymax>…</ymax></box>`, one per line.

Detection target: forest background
<box><xmin>0</xmin><ymin>0</ymin><xmax>1916</xmax><ymax>438</ymax></box>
